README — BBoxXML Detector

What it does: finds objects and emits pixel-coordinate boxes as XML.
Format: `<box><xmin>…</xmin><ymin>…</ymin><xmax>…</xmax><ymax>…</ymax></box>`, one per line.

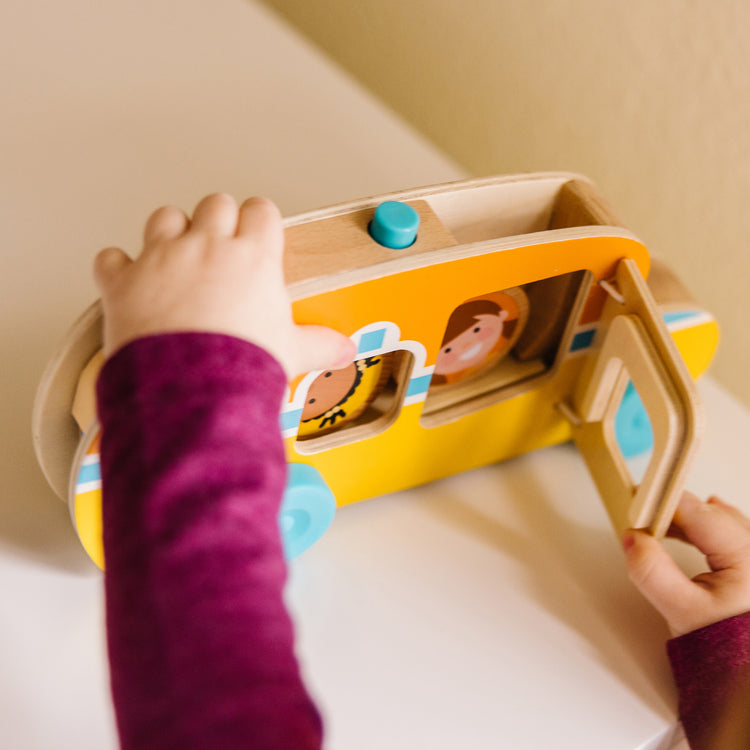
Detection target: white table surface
<box><xmin>1</xmin><ymin>1</ymin><xmax>744</xmax><ymax>748</ymax></box>
<box><xmin>288</xmin><ymin>378</ymin><xmax>750</xmax><ymax>750</ymax></box>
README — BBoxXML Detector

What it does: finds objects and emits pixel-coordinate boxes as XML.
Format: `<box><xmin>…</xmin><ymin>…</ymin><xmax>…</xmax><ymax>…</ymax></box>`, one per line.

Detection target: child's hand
<box><xmin>623</xmin><ymin>492</ymin><xmax>750</xmax><ymax>637</ymax></box>
<box><xmin>93</xmin><ymin>194</ymin><xmax>356</xmax><ymax>378</ymax></box>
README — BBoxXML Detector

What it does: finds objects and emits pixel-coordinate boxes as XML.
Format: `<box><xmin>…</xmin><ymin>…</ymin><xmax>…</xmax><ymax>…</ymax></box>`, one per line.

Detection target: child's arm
<box><xmin>623</xmin><ymin>492</ymin><xmax>750</xmax><ymax>749</ymax></box>
<box><xmin>94</xmin><ymin>194</ymin><xmax>354</xmax><ymax>750</ymax></box>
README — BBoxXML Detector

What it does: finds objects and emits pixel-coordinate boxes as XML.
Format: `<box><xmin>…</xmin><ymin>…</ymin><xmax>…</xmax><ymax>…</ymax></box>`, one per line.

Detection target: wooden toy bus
<box><xmin>32</xmin><ymin>173</ymin><xmax>719</xmax><ymax>565</ymax></box>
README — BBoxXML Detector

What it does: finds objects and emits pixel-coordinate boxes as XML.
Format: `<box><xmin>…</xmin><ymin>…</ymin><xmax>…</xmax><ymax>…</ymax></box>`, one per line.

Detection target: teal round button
<box><xmin>279</xmin><ymin>463</ymin><xmax>336</xmax><ymax>560</ymax></box>
<box><xmin>369</xmin><ymin>201</ymin><xmax>420</xmax><ymax>249</ymax></box>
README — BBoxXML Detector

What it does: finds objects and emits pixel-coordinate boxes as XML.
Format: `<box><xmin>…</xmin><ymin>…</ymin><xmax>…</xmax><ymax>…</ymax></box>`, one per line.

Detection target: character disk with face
<box><xmin>432</xmin><ymin>288</ymin><xmax>529</xmax><ymax>386</ymax></box>
<box><xmin>297</xmin><ymin>356</ymin><xmax>391</xmax><ymax>438</ymax></box>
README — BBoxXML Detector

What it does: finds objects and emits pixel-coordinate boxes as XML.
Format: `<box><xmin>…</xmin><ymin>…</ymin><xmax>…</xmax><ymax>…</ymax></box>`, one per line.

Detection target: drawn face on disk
<box><xmin>301</xmin><ymin>363</ymin><xmax>359</xmax><ymax>421</ymax></box>
<box><xmin>435</xmin><ymin>308</ymin><xmax>508</xmax><ymax>376</ymax></box>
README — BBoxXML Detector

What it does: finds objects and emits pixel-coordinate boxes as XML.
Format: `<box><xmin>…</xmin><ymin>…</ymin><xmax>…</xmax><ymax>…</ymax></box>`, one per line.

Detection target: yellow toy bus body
<box><xmin>33</xmin><ymin>174</ymin><xmax>719</xmax><ymax>566</ymax></box>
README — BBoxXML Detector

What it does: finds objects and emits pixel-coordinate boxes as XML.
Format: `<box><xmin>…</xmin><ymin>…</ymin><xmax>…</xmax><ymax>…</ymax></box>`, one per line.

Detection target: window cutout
<box><xmin>422</xmin><ymin>270</ymin><xmax>590</xmax><ymax>426</ymax></box>
<box><xmin>295</xmin><ymin>350</ymin><xmax>413</xmax><ymax>454</ymax></box>
<box><xmin>615</xmin><ymin>379</ymin><xmax>655</xmax><ymax>485</ymax></box>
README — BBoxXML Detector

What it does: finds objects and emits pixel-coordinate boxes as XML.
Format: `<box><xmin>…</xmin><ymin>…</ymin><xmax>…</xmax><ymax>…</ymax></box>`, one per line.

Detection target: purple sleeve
<box><xmin>668</xmin><ymin>611</ymin><xmax>750</xmax><ymax>748</ymax></box>
<box><xmin>96</xmin><ymin>332</ymin><xmax>323</xmax><ymax>750</ymax></box>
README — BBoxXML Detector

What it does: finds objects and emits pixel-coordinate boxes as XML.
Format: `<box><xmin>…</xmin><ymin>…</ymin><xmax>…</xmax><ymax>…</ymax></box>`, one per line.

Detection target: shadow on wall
<box><xmin>260</xmin><ymin>0</ymin><xmax>750</xmax><ymax>408</ymax></box>
<box><xmin>1</xmin><ymin>315</ymin><xmax>94</xmax><ymax>573</ymax></box>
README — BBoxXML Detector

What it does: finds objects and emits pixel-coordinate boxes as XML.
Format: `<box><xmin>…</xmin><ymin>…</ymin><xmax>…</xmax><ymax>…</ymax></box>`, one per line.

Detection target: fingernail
<box><xmin>621</xmin><ymin>530</ymin><xmax>636</xmax><ymax>553</ymax></box>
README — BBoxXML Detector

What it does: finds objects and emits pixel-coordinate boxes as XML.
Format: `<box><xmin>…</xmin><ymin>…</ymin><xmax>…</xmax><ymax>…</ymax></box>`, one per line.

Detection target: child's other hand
<box><xmin>93</xmin><ymin>194</ymin><xmax>356</xmax><ymax>378</ymax></box>
<box><xmin>623</xmin><ymin>492</ymin><xmax>750</xmax><ymax>637</ymax></box>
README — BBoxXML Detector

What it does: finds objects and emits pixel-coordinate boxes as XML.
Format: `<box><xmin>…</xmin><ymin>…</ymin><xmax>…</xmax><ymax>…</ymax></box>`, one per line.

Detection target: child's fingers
<box><xmin>143</xmin><ymin>205</ymin><xmax>188</xmax><ymax>247</ymax></box>
<box><xmin>237</xmin><ymin>197</ymin><xmax>284</xmax><ymax>255</ymax></box>
<box><xmin>292</xmin><ymin>326</ymin><xmax>357</xmax><ymax>380</ymax></box>
<box><xmin>665</xmin><ymin>495</ymin><xmax>750</xmax><ymax>546</ymax></box>
<box><xmin>707</xmin><ymin>496</ymin><xmax>750</xmax><ymax>532</ymax></box>
<box><xmin>623</xmin><ymin>528</ymin><xmax>708</xmax><ymax>635</ymax></box>
<box><xmin>665</xmin><ymin>521</ymin><xmax>690</xmax><ymax>545</ymax></box>
<box><xmin>191</xmin><ymin>193</ymin><xmax>239</xmax><ymax>235</ymax></box>
<box><xmin>93</xmin><ymin>247</ymin><xmax>132</xmax><ymax>292</ymax></box>
<box><xmin>672</xmin><ymin>492</ymin><xmax>750</xmax><ymax>572</ymax></box>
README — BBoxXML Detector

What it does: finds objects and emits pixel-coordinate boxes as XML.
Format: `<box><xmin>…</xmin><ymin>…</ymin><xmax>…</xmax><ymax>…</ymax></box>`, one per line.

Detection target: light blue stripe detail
<box><xmin>358</xmin><ymin>328</ymin><xmax>386</xmax><ymax>354</ymax></box>
<box><xmin>280</xmin><ymin>409</ymin><xmax>303</xmax><ymax>432</ymax></box>
<box><xmin>406</xmin><ymin>374</ymin><xmax>433</xmax><ymax>398</ymax></box>
<box><xmin>77</xmin><ymin>462</ymin><xmax>100</xmax><ymax>485</ymax></box>
<box><xmin>663</xmin><ymin>311</ymin><xmax>698</xmax><ymax>325</ymax></box>
<box><xmin>569</xmin><ymin>310</ymin><xmax>701</xmax><ymax>356</ymax></box>
<box><xmin>570</xmin><ymin>329</ymin><xmax>595</xmax><ymax>352</ymax></box>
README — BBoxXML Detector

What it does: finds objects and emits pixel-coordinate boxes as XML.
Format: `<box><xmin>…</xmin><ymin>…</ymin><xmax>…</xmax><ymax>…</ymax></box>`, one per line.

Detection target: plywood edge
<box><xmin>549</xmin><ymin>178</ymin><xmax>627</xmax><ymax>230</ymax></box>
<box><xmin>281</xmin><ymin>172</ymin><xmax>592</xmax><ymax>229</ymax></box>
<box><xmin>288</xmin><ymin>225</ymin><xmax>643</xmax><ymax>301</ymax></box>
<box><xmin>32</xmin><ymin>301</ymin><xmax>103</xmax><ymax>499</ymax></box>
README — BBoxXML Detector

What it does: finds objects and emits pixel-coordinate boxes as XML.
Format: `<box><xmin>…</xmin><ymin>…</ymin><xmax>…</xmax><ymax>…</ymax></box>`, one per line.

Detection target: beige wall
<box><xmin>263</xmin><ymin>0</ymin><xmax>750</xmax><ymax>407</ymax></box>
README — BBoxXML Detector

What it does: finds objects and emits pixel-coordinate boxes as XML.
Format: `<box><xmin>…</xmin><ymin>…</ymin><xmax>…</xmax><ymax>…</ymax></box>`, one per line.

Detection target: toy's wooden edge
<box><xmin>281</xmin><ymin>172</ymin><xmax>592</xmax><ymax>228</ymax></box>
<box><xmin>31</xmin><ymin>301</ymin><xmax>103</xmax><ymax>500</ymax></box>
<box><xmin>288</xmin><ymin>224</ymin><xmax>646</xmax><ymax>302</ymax></box>
<box><xmin>282</xmin><ymin>172</ymin><xmax>610</xmax><ymax>290</ymax></box>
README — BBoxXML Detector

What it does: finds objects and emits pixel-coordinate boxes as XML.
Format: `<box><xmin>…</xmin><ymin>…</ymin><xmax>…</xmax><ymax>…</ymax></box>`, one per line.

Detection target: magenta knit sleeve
<box><xmin>96</xmin><ymin>332</ymin><xmax>323</xmax><ymax>750</ymax></box>
<box><xmin>668</xmin><ymin>611</ymin><xmax>750</xmax><ymax>748</ymax></box>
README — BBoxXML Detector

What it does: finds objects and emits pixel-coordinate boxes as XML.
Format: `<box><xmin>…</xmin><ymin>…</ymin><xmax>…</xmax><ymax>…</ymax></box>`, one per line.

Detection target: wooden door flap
<box><xmin>569</xmin><ymin>259</ymin><xmax>703</xmax><ymax>537</ymax></box>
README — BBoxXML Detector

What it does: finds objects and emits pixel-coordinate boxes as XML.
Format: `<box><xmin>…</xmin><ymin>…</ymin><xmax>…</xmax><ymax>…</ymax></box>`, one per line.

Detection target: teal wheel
<box><xmin>615</xmin><ymin>381</ymin><xmax>654</xmax><ymax>458</ymax></box>
<box><xmin>280</xmin><ymin>464</ymin><xmax>336</xmax><ymax>560</ymax></box>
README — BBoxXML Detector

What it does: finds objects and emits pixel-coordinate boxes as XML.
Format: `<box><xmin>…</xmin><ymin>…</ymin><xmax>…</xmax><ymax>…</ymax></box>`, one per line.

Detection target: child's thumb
<box><xmin>292</xmin><ymin>325</ymin><xmax>357</xmax><ymax>379</ymax></box>
<box><xmin>622</xmin><ymin>529</ymin><xmax>697</xmax><ymax>632</ymax></box>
